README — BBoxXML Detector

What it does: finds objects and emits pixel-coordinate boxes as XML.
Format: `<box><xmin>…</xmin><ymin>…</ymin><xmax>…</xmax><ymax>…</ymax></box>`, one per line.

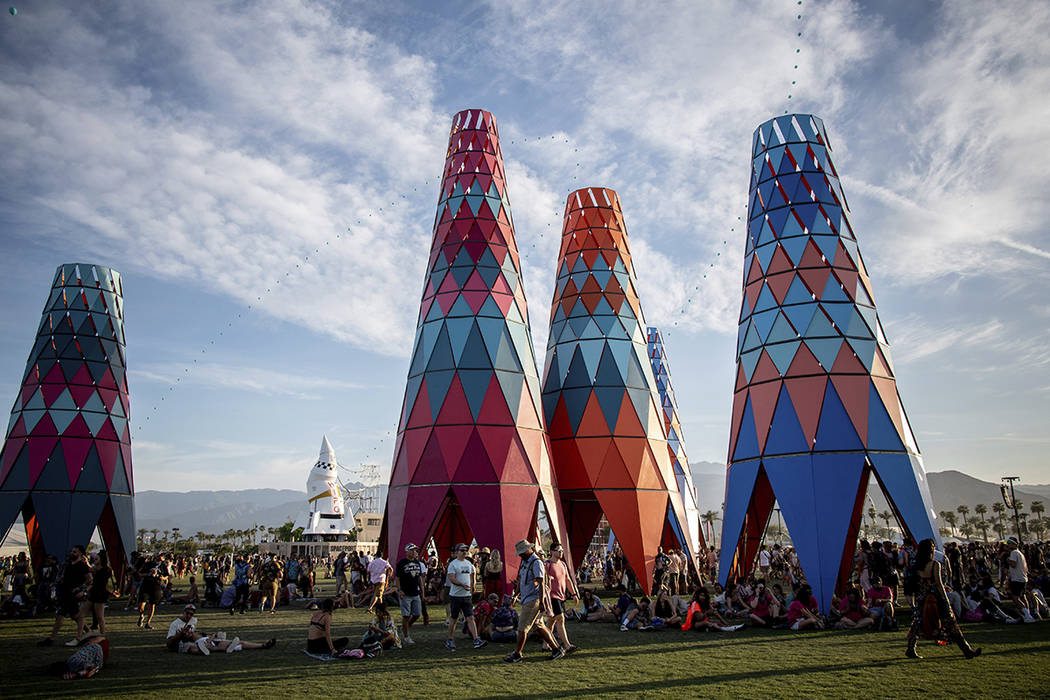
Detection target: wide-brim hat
<box><xmin>515</xmin><ymin>539</ymin><xmax>534</xmax><ymax>556</ymax></box>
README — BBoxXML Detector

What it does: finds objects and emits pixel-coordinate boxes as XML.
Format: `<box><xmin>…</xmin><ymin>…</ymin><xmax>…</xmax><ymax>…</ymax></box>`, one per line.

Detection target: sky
<box><xmin>0</xmin><ymin>0</ymin><xmax>1048</xmax><ymax>493</ymax></box>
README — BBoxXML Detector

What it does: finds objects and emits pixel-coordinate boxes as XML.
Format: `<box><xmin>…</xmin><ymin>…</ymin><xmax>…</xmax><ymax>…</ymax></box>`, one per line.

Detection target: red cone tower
<box><xmin>382</xmin><ymin>109</ymin><xmax>569</xmax><ymax>585</ymax></box>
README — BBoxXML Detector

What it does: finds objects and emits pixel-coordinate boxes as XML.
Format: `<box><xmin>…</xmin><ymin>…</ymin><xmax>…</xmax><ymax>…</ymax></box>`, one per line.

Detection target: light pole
<box><xmin>773</xmin><ymin>507</ymin><xmax>782</xmax><ymax>545</ymax></box>
<box><xmin>1001</xmin><ymin>476</ymin><xmax>1023</xmax><ymax>543</ymax></box>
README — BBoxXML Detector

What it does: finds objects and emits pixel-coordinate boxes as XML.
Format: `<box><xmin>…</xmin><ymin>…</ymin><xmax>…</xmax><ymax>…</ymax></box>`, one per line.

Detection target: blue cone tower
<box><xmin>718</xmin><ymin>114</ymin><xmax>940</xmax><ymax>612</ymax></box>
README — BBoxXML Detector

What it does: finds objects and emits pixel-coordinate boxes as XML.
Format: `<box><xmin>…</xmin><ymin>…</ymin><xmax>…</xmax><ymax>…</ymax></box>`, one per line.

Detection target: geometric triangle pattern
<box><xmin>0</xmin><ymin>263</ymin><xmax>136</xmax><ymax>584</ymax></box>
<box><xmin>646</xmin><ymin>326</ymin><xmax>706</xmax><ymax>561</ymax></box>
<box><xmin>719</xmin><ymin>115</ymin><xmax>940</xmax><ymax>612</ymax></box>
<box><xmin>540</xmin><ymin>187</ymin><xmax>692</xmax><ymax>594</ymax></box>
<box><xmin>382</xmin><ymin>109</ymin><xmax>569</xmax><ymax>587</ymax></box>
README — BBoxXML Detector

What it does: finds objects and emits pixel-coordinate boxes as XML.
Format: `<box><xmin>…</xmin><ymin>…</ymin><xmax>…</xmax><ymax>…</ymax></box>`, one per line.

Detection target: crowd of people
<box><xmin>3</xmin><ymin>532</ymin><xmax>1048</xmax><ymax>676</ymax></box>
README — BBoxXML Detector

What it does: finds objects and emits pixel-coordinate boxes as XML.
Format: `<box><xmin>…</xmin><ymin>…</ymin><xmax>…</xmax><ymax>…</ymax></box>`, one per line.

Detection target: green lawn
<box><xmin>3</xmin><ymin>577</ymin><xmax>1049</xmax><ymax>698</ymax></box>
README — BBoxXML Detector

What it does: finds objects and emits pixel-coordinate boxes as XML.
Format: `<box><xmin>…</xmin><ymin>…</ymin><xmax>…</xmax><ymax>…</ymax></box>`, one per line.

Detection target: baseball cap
<box><xmin>405</xmin><ymin>543</ymin><xmax>417</xmax><ymax>551</ymax></box>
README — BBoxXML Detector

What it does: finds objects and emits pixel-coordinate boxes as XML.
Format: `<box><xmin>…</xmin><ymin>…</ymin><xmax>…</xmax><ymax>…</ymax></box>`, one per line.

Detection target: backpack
<box><xmin>358</xmin><ymin>636</ymin><xmax>383</xmax><ymax>658</ymax></box>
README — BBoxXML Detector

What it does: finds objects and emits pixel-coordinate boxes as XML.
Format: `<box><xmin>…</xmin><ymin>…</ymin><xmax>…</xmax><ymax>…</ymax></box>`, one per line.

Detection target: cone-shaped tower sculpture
<box><xmin>719</xmin><ymin>114</ymin><xmax>940</xmax><ymax>612</ymax></box>
<box><xmin>383</xmin><ymin>109</ymin><xmax>568</xmax><ymax>586</ymax></box>
<box><xmin>541</xmin><ymin>187</ymin><xmax>692</xmax><ymax>594</ymax></box>
<box><xmin>646</xmin><ymin>327</ymin><xmax>706</xmax><ymax>560</ymax></box>
<box><xmin>0</xmin><ymin>263</ymin><xmax>135</xmax><ymax>582</ymax></box>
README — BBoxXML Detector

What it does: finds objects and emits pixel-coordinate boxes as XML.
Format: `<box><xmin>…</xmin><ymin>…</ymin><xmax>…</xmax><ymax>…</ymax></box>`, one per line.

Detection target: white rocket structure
<box><xmin>302</xmin><ymin>435</ymin><xmax>356</xmax><ymax>538</ymax></box>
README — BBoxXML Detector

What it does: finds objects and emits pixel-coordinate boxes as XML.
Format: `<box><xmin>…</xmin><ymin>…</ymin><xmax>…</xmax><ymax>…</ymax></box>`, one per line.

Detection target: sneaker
<box><xmin>403</xmin><ymin>636</ymin><xmax>415</xmax><ymax>645</ymax></box>
<box><xmin>196</xmin><ymin>638</ymin><xmax>211</xmax><ymax>656</ymax></box>
<box><xmin>1005</xmin><ymin>617</ymin><xmax>1020</xmax><ymax>624</ymax></box>
<box><xmin>1023</xmin><ymin>613</ymin><xmax>1036</xmax><ymax>624</ymax></box>
<box><xmin>226</xmin><ymin>637</ymin><xmax>240</xmax><ymax>653</ymax></box>
<box><xmin>565</xmin><ymin>645</ymin><xmax>580</xmax><ymax>655</ymax></box>
<box><xmin>64</xmin><ymin>638</ymin><xmax>80</xmax><ymax>647</ymax></box>
<box><xmin>445</xmin><ymin>640</ymin><xmax>456</xmax><ymax>651</ymax></box>
<box><xmin>144</xmin><ymin>624</ymin><xmax>153</xmax><ymax>630</ymax></box>
<box><xmin>503</xmin><ymin>652</ymin><xmax>523</xmax><ymax>664</ymax></box>
<box><xmin>639</xmin><ymin>625</ymin><xmax>652</xmax><ymax>631</ymax></box>
<box><xmin>550</xmin><ymin>647</ymin><xmax>565</xmax><ymax>660</ymax></box>
<box><xmin>229</xmin><ymin>608</ymin><xmax>235</xmax><ymax>616</ymax></box>
<box><xmin>263</xmin><ymin>638</ymin><xmax>277</xmax><ymax>649</ymax></box>
<box><xmin>619</xmin><ymin>624</ymin><xmax>628</xmax><ymax>631</ymax></box>
<box><xmin>473</xmin><ymin>638</ymin><xmax>487</xmax><ymax>649</ymax></box>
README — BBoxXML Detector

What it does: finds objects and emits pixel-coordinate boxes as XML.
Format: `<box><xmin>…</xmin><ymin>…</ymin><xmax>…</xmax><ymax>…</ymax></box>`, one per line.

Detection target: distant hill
<box><xmin>1</xmin><ymin>469</ymin><xmax>1044</xmax><ymax>553</ymax></box>
<box><xmin>687</xmin><ymin>466</ymin><xmax>1047</xmax><ymax>521</ymax></box>
<box><xmin>134</xmin><ymin>482</ymin><xmax>387</xmax><ymax>535</ymax></box>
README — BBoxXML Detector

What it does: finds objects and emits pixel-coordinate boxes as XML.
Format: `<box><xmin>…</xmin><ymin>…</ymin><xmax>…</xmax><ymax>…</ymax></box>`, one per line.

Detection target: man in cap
<box><xmin>394</xmin><ymin>543</ymin><xmax>427</xmax><ymax>644</ymax></box>
<box><xmin>504</xmin><ymin>540</ymin><xmax>565</xmax><ymax>663</ymax></box>
<box><xmin>445</xmin><ymin>543</ymin><xmax>487</xmax><ymax>650</ymax></box>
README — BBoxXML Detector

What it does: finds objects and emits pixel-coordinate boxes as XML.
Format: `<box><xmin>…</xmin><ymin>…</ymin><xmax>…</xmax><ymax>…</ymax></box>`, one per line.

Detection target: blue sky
<box><xmin>1</xmin><ymin>0</ymin><xmax>1048</xmax><ymax>492</ymax></box>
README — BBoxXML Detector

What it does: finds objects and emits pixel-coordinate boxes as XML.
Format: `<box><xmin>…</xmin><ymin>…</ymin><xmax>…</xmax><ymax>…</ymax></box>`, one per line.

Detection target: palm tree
<box><xmin>1032</xmin><ymin>501</ymin><xmax>1045</xmax><ymax>522</ymax></box>
<box><xmin>992</xmin><ymin>502</ymin><xmax>1006</xmax><ymax>533</ymax></box>
<box><xmin>879</xmin><ymin>510</ymin><xmax>894</xmax><ymax>538</ymax></box>
<box><xmin>701</xmin><ymin>510</ymin><xmax>720</xmax><ymax>546</ymax></box>
<box><xmin>940</xmin><ymin>511</ymin><xmax>958</xmax><ymax>536</ymax></box>
<box><xmin>867</xmin><ymin>506</ymin><xmax>878</xmax><ymax>537</ymax></box>
<box><xmin>960</xmin><ymin>522</ymin><xmax>974</xmax><ymax>541</ymax></box>
<box><xmin>956</xmin><ymin>505</ymin><xmax>969</xmax><ymax>528</ymax></box>
<box><xmin>974</xmin><ymin>504</ymin><xmax>989</xmax><ymax>542</ymax></box>
<box><xmin>137</xmin><ymin>528</ymin><xmax>147</xmax><ymax>548</ymax></box>
<box><xmin>992</xmin><ymin>521</ymin><xmax>1005</xmax><ymax>539</ymax></box>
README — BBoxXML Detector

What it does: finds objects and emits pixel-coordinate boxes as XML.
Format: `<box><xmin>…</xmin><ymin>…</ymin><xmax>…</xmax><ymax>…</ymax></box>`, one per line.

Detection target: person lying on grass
<box><xmin>53</xmin><ymin>634</ymin><xmax>108</xmax><ymax>679</ymax></box>
<box><xmin>165</xmin><ymin>604</ymin><xmax>276</xmax><ymax>655</ymax></box>
<box><xmin>681</xmin><ymin>588</ymin><xmax>743</xmax><ymax>632</ymax></box>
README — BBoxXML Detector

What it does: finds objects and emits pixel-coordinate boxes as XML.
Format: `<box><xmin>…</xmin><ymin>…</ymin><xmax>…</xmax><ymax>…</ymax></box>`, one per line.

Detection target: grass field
<box><xmin>2</xmin><ymin>578</ymin><xmax>1049</xmax><ymax>699</ymax></box>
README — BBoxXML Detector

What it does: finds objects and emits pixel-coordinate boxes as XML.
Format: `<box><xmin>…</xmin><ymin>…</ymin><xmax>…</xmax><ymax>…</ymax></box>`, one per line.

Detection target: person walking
<box><xmin>1005</xmin><ymin>538</ymin><xmax>1036</xmax><ymax>623</ymax></box>
<box><xmin>258</xmin><ymin>554</ymin><xmax>281</xmax><ymax>614</ymax></box>
<box><xmin>905</xmin><ymin>538</ymin><xmax>981</xmax><ymax>660</ymax></box>
<box><xmin>504</xmin><ymin>540</ymin><xmax>564</xmax><ymax>663</ymax></box>
<box><xmin>82</xmin><ymin>551</ymin><xmax>112</xmax><ymax>636</ymax></box>
<box><xmin>546</xmin><ymin>544</ymin><xmax>579</xmax><ymax>654</ymax></box>
<box><xmin>38</xmin><ymin>545</ymin><xmax>91</xmax><ymax>646</ymax></box>
<box><xmin>394</xmin><ymin>544</ymin><xmax>426</xmax><ymax>644</ymax></box>
<box><xmin>231</xmin><ymin>554</ymin><xmax>252</xmax><ymax>615</ymax></box>
<box><xmin>445</xmin><ymin>543</ymin><xmax>486</xmax><ymax>650</ymax></box>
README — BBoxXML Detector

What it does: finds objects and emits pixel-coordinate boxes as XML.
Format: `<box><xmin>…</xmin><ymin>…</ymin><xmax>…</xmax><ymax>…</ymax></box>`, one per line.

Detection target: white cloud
<box><xmin>129</xmin><ymin>361</ymin><xmax>369</xmax><ymax>400</ymax></box>
<box><xmin>0</xmin><ymin>0</ymin><xmax>447</xmax><ymax>357</ymax></box>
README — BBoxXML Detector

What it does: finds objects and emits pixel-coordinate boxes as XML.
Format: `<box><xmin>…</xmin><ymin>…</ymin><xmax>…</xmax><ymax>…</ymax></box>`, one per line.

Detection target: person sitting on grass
<box><xmin>748</xmin><ymin>581</ymin><xmax>779</xmax><ymax>627</ymax></box>
<box><xmin>471</xmin><ymin>594</ymin><xmax>499</xmax><ymax>639</ymax></box>
<box><xmin>725</xmin><ymin>582</ymin><xmax>750</xmax><ymax>616</ymax></box>
<box><xmin>166</xmin><ymin>604</ymin><xmax>276</xmax><ymax>655</ymax></box>
<box><xmin>787</xmin><ymin>584</ymin><xmax>825</xmax><ymax>631</ymax></box>
<box><xmin>579</xmin><ymin>589</ymin><xmax>616</xmax><ymax>622</ymax></box>
<box><xmin>489</xmin><ymin>595</ymin><xmax>519</xmax><ymax>642</ymax></box>
<box><xmin>836</xmin><ymin>587</ymin><xmax>875</xmax><ymax>630</ymax></box>
<box><xmin>620</xmin><ymin>596</ymin><xmax>653</xmax><ymax>630</ymax></box>
<box><xmin>866</xmin><ymin>575</ymin><xmax>897</xmax><ymax>630</ymax></box>
<box><xmin>652</xmin><ymin>590</ymin><xmax>682</xmax><ymax>627</ymax></box>
<box><xmin>610</xmin><ymin>586</ymin><xmax>636</xmax><ymax>620</ymax></box>
<box><xmin>681</xmin><ymin>588</ymin><xmax>743</xmax><ymax>632</ymax></box>
<box><xmin>367</xmin><ymin>601</ymin><xmax>401</xmax><ymax>650</ymax></box>
<box><xmin>54</xmin><ymin>634</ymin><xmax>108</xmax><ymax>679</ymax></box>
<box><xmin>307</xmin><ymin>599</ymin><xmax>348</xmax><ymax>656</ymax></box>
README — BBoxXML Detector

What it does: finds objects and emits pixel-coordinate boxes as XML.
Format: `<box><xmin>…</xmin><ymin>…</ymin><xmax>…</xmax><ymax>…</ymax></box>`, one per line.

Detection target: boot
<box><xmin>905</xmin><ymin>637</ymin><xmax>922</xmax><ymax>659</ymax></box>
<box><xmin>957</xmin><ymin>639</ymin><xmax>982</xmax><ymax>659</ymax></box>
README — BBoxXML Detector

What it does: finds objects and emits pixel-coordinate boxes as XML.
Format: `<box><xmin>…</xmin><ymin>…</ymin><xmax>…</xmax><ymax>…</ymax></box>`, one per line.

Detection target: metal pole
<box><xmin>1002</xmin><ymin>476</ymin><xmax>1023</xmax><ymax>543</ymax></box>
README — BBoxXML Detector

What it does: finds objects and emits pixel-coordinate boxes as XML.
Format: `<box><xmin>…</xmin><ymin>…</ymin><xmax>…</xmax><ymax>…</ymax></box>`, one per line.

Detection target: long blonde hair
<box><xmin>488</xmin><ymin>549</ymin><xmax>503</xmax><ymax>572</ymax></box>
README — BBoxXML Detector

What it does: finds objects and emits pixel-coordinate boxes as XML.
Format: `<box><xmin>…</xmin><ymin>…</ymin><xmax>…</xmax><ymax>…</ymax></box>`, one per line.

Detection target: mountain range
<box><xmin>1</xmin><ymin>469</ymin><xmax>1044</xmax><ymax>547</ymax></box>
